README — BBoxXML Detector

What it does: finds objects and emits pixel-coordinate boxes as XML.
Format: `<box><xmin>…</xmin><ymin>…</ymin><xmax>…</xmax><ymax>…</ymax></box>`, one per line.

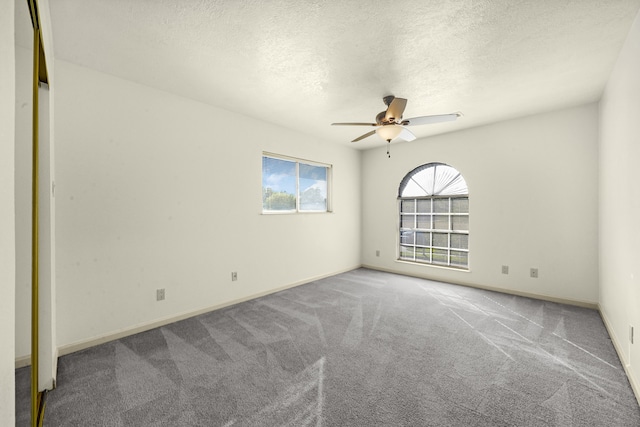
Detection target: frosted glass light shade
<box><xmin>376</xmin><ymin>125</ymin><xmax>403</xmax><ymax>141</ymax></box>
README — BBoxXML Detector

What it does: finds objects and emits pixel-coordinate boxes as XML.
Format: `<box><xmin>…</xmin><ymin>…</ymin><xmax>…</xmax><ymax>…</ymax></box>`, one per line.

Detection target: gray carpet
<box><xmin>15</xmin><ymin>268</ymin><xmax>640</xmax><ymax>426</ymax></box>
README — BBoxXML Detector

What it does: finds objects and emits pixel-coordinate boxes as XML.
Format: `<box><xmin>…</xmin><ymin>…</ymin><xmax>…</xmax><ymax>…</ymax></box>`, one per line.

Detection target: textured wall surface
<box><xmin>46</xmin><ymin>0</ymin><xmax>640</xmax><ymax>148</ymax></box>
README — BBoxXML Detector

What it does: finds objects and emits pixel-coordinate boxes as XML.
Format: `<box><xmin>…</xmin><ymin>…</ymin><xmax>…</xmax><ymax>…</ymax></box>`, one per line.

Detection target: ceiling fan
<box><xmin>332</xmin><ymin>95</ymin><xmax>462</xmax><ymax>156</ymax></box>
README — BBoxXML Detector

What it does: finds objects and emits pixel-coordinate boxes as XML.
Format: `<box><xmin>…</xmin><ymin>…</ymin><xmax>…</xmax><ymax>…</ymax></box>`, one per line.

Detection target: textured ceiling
<box><xmin>47</xmin><ymin>0</ymin><xmax>640</xmax><ymax>149</ymax></box>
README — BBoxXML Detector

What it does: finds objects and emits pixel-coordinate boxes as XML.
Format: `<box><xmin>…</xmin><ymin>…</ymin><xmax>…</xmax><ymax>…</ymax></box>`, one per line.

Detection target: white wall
<box><xmin>0</xmin><ymin>0</ymin><xmax>16</xmax><ymax>422</ymax></box>
<box><xmin>51</xmin><ymin>60</ymin><xmax>361</xmax><ymax>349</ymax></box>
<box><xmin>362</xmin><ymin>104</ymin><xmax>600</xmax><ymax>305</ymax></box>
<box><xmin>14</xmin><ymin>44</ymin><xmax>32</xmax><ymax>362</ymax></box>
<box><xmin>599</xmin><ymin>10</ymin><xmax>640</xmax><ymax>400</ymax></box>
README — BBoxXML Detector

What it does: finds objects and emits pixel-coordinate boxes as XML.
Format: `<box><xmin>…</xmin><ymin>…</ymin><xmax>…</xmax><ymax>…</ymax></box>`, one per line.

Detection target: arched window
<box><xmin>398</xmin><ymin>163</ymin><xmax>469</xmax><ymax>269</ymax></box>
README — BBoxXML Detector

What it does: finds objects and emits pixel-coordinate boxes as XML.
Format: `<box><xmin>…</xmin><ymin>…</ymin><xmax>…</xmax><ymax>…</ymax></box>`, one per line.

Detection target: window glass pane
<box><xmin>398</xmin><ymin>163</ymin><xmax>469</xmax><ymax>270</ymax></box>
<box><xmin>452</xmin><ymin>198</ymin><xmax>469</xmax><ymax>213</ymax></box>
<box><xmin>433</xmin><ymin>215</ymin><xmax>449</xmax><ymax>230</ymax></box>
<box><xmin>416</xmin><ymin>231</ymin><xmax>429</xmax><ymax>246</ymax></box>
<box><xmin>400</xmin><ymin>163</ymin><xmax>468</xmax><ymax>197</ymax></box>
<box><xmin>400</xmin><ymin>246</ymin><xmax>415</xmax><ymax>260</ymax></box>
<box><xmin>401</xmin><ymin>214</ymin><xmax>415</xmax><ymax>229</ymax></box>
<box><xmin>416</xmin><ymin>199</ymin><xmax>431</xmax><ymax>213</ymax></box>
<box><xmin>432</xmin><ymin>249</ymin><xmax>448</xmax><ymax>264</ymax></box>
<box><xmin>450</xmin><ymin>251</ymin><xmax>468</xmax><ymax>267</ymax></box>
<box><xmin>405</xmin><ymin>169</ymin><xmax>435</xmax><ymax>197</ymax></box>
<box><xmin>450</xmin><ymin>233</ymin><xmax>468</xmax><ymax>249</ymax></box>
<box><xmin>416</xmin><ymin>247</ymin><xmax>430</xmax><ymax>262</ymax></box>
<box><xmin>452</xmin><ymin>216</ymin><xmax>469</xmax><ymax>231</ymax></box>
<box><xmin>400</xmin><ymin>230</ymin><xmax>415</xmax><ymax>245</ymax></box>
<box><xmin>433</xmin><ymin>198</ymin><xmax>449</xmax><ymax>213</ymax></box>
<box><xmin>299</xmin><ymin>163</ymin><xmax>327</xmax><ymax>211</ymax></box>
<box><xmin>401</xmin><ymin>200</ymin><xmax>415</xmax><ymax>213</ymax></box>
<box><xmin>262</xmin><ymin>157</ymin><xmax>296</xmax><ymax>211</ymax></box>
<box><xmin>401</xmin><ymin>179</ymin><xmax>428</xmax><ymax>197</ymax></box>
<box><xmin>433</xmin><ymin>233</ymin><xmax>448</xmax><ymax>247</ymax></box>
<box><xmin>433</xmin><ymin>165</ymin><xmax>462</xmax><ymax>195</ymax></box>
<box><xmin>438</xmin><ymin>174</ymin><xmax>468</xmax><ymax>195</ymax></box>
<box><xmin>416</xmin><ymin>215</ymin><xmax>431</xmax><ymax>229</ymax></box>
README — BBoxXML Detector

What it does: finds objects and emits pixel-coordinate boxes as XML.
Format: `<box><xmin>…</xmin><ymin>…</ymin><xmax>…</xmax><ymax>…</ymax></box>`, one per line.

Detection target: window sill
<box><xmin>395</xmin><ymin>259</ymin><xmax>471</xmax><ymax>273</ymax></box>
<box><xmin>261</xmin><ymin>211</ymin><xmax>333</xmax><ymax>215</ymax></box>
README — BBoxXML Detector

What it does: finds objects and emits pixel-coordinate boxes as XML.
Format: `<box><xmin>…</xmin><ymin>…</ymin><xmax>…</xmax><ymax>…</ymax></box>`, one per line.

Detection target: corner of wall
<box><xmin>597</xmin><ymin>5</ymin><xmax>640</xmax><ymax>408</ymax></box>
<box><xmin>1</xmin><ymin>0</ymin><xmax>16</xmax><ymax>423</ymax></box>
<box><xmin>599</xmin><ymin>305</ymin><xmax>640</xmax><ymax>406</ymax></box>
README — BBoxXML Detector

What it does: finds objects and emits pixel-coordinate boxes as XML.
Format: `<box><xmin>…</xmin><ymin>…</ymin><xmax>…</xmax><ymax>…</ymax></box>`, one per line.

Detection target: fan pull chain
<box><xmin>387</xmin><ymin>140</ymin><xmax>391</xmax><ymax>158</ymax></box>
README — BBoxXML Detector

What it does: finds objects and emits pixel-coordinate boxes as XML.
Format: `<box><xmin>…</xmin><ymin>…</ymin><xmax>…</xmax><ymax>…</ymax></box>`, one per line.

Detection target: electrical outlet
<box><xmin>376</xmin><ymin>250</ymin><xmax>380</xmax><ymax>257</ymax></box>
<box><xmin>530</xmin><ymin>268</ymin><xmax>538</xmax><ymax>278</ymax></box>
<box><xmin>156</xmin><ymin>288</ymin><xmax>165</xmax><ymax>301</ymax></box>
<box><xmin>502</xmin><ymin>265</ymin><xmax>509</xmax><ymax>275</ymax></box>
<box><xmin>231</xmin><ymin>272</ymin><xmax>238</xmax><ymax>281</ymax></box>
<box><xmin>631</xmin><ymin>325</ymin><xmax>635</xmax><ymax>344</ymax></box>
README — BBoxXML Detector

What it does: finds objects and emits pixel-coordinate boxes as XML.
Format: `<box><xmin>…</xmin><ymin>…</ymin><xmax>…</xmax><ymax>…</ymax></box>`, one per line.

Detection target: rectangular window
<box><xmin>262</xmin><ymin>154</ymin><xmax>331</xmax><ymax>213</ymax></box>
<box><xmin>398</xmin><ymin>196</ymin><xmax>469</xmax><ymax>269</ymax></box>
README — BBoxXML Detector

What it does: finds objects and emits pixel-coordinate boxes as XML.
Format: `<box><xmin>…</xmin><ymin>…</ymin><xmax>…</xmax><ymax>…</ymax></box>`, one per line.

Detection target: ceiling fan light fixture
<box><xmin>376</xmin><ymin>125</ymin><xmax>403</xmax><ymax>142</ymax></box>
<box><xmin>332</xmin><ymin>96</ymin><xmax>461</xmax><ymax>146</ymax></box>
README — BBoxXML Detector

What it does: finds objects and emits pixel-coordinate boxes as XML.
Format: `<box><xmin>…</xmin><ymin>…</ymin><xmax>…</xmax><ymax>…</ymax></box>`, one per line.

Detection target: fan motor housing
<box><xmin>376</xmin><ymin>111</ymin><xmax>392</xmax><ymax>125</ymax></box>
<box><xmin>377</xmin><ymin>110</ymin><xmax>401</xmax><ymax>125</ymax></box>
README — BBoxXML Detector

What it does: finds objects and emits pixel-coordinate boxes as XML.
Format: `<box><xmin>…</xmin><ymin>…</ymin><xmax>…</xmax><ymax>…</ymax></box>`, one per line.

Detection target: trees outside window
<box><xmin>262</xmin><ymin>155</ymin><xmax>330</xmax><ymax>213</ymax></box>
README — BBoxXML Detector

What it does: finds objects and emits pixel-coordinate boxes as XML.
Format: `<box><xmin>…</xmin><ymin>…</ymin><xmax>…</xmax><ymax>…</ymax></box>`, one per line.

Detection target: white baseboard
<box><xmin>599</xmin><ymin>305</ymin><xmax>640</xmax><ymax>407</ymax></box>
<box><xmin>362</xmin><ymin>264</ymin><xmax>599</xmax><ymax>309</ymax></box>
<box><xmin>16</xmin><ymin>265</ymin><xmax>361</xmax><ymax>366</ymax></box>
<box><xmin>15</xmin><ymin>355</ymin><xmax>30</xmax><ymax>369</ymax></box>
<box><xmin>15</xmin><ymin>348</ymin><xmax>59</xmax><ymax>384</ymax></box>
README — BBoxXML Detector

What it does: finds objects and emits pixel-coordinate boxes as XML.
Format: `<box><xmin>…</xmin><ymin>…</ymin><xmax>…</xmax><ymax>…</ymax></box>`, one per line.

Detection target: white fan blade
<box><xmin>332</xmin><ymin>122</ymin><xmax>377</xmax><ymax>126</ymax></box>
<box><xmin>385</xmin><ymin>98</ymin><xmax>407</xmax><ymax>122</ymax></box>
<box><xmin>398</xmin><ymin>127</ymin><xmax>416</xmax><ymax>142</ymax></box>
<box><xmin>401</xmin><ymin>112</ymin><xmax>462</xmax><ymax>126</ymax></box>
<box><xmin>352</xmin><ymin>129</ymin><xmax>377</xmax><ymax>142</ymax></box>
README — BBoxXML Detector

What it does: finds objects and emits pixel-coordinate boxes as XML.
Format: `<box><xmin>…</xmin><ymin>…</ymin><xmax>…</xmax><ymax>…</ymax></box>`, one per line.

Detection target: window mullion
<box><xmin>412</xmin><ymin>198</ymin><xmax>417</xmax><ymax>262</ymax></box>
<box><xmin>398</xmin><ymin>164</ymin><xmax>468</xmax><ymax>269</ymax></box>
<box><xmin>448</xmin><ymin>197</ymin><xmax>452</xmax><ymax>266</ymax></box>
<box><xmin>295</xmin><ymin>162</ymin><xmax>300</xmax><ymax>212</ymax></box>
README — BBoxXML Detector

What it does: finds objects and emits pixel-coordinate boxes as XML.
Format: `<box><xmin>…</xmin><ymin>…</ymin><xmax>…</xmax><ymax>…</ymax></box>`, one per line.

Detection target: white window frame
<box><xmin>262</xmin><ymin>152</ymin><xmax>332</xmax><ymax>214</ymax></box>
<box><xmin>397</xmin><ymin>163</ymin><xmax>469</xmax><ymax>270</ymax></box>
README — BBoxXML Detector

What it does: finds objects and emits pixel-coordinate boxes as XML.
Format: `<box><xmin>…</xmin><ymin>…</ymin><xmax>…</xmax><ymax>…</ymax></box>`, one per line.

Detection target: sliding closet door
<box><xmin>37</xmin><ymin>82</ymin><xmax>56</xmax><ymax>391</ymax></box>
<box><xmin>15</xmin><ymin>0</ymin><xmax>55</xmax><ymax>424</ymax></box>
